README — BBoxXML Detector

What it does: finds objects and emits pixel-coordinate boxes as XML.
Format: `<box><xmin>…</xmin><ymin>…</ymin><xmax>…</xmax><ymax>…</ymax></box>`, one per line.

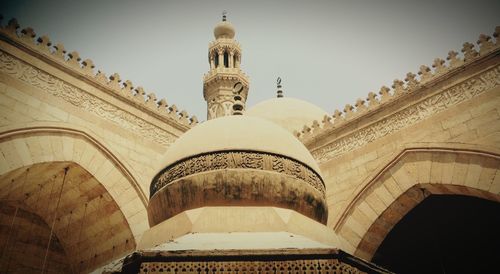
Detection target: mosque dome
<box><xmin>246</xmin><ymin>97</ymin><xmax>328</xmax><ymax>133</ymax></box>
<box><xmin>148</xmin><ymin>115</ymin><xmax>327</xmax><ymax>227</ymax></box>
<box><xmin>214</xmin><ymin>21</ymin><xmax>235</xmax><ymax>39</ymax></box>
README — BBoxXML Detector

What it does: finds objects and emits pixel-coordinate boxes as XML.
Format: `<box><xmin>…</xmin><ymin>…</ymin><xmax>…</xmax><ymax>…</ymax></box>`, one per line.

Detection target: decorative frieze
<box><xmin>151</xmin><ymin>150</ymin><xmax>325</xmax><ymax>197</ymax></box>
<box><xmin>0</xmin><ymin>50</ymin><xmax>177</xmax><ymax>145</ymax></box>
<box><xmin>311</xmin><ymin>65</ymin><xmax>500</xmax><ymax>163</ymax></box>
<box><xmin>138</xmin><ymin>259</ymin><xmax>365</xmax><ymax>274</ymax></box>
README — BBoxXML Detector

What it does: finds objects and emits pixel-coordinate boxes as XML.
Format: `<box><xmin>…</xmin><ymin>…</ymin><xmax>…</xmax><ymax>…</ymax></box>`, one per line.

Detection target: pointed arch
<box><xmin>335</xmin><ymin>146</ymin><xmax>500</xmax><ymax>260</ymax></box>
<box><xmin>0</xmin><ymin>122</ymin><xmax>148</xmax><ymax>240</ymax></box>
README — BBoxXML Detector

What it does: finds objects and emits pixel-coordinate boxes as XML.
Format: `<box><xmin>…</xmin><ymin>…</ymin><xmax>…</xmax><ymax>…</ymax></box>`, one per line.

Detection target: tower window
<box><xmin>223</xmin><ymin>51</ymin><xmax>229</xmax><ymax>68</ymax></box>
<box><xmin>214</xmin><ymin>52</ymin><xmax>219</xmax><ymax>68</ymax></box>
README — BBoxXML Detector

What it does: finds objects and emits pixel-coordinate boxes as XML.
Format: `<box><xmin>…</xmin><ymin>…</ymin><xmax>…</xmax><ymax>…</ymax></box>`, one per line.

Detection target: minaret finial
<box><xmin>277</xmin><ymin>77</ymin><xmax>283</xmax><ymax>98</ymax></box>
<box><xmin>222</xmin><ymin>10</ymin><xmax>227</xmax><ymax>21</ymax></box>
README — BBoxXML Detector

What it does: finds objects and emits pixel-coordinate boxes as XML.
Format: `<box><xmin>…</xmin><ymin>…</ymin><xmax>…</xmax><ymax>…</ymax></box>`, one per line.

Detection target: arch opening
<box><xmin>372</xmin><ymin>194</ymin><xmax>500</xmax><ymax>273</ymax></box>
<box><xmin>0</xmin><ymin>162</ymin><xmax>136</xmax><ymax>273</ymax></box>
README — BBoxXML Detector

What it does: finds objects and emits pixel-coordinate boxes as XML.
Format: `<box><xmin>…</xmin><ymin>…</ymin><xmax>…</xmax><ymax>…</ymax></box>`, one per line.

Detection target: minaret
<box><xmin>203</xmin><ymin>12</ymin><xmax>250</xmax><ymax>120</ymax></box>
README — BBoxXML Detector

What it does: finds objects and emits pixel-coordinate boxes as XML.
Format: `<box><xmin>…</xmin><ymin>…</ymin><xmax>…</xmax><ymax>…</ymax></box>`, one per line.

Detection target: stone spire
<box><xmin>203</xmin><ymin>13</ymin><xmax>250</xmax><ymax>120</ymax></box>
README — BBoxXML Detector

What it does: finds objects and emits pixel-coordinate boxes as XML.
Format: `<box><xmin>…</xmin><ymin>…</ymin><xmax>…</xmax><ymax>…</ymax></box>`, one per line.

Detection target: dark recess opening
<box><xmin>214</xmin><ymin>52</ymin><xmax>219</xmax><ymax>67</ymax></box>
<box><xmin>223</xmin><ymin>51</ymin><xmax>229</xmax><ymax>67</ymax></box>
<box><xmin>372</xmin><ymin>194</ymin><xmax>500</xmax><ymax>274</ymax></box>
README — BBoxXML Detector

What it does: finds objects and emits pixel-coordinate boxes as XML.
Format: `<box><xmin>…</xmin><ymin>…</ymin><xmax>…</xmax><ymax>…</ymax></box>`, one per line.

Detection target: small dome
<box><xmin>214</xmin><ymin>21</ymin><xmax>235</xmax><ymax>39</ymax></box>
<box><xmin>160</xmin><ymin>115</ymin><xmax>320</xmax><ymax>173</ymax></box>
<box><xmin>148</xmin><ymin>115</ymin><xmax>327</xmax><ymax>226</ymax></box>
<box><xmin>246</xmin><ymin>98</ymin><xmax>328</xmax><ymax>133</ymax></box>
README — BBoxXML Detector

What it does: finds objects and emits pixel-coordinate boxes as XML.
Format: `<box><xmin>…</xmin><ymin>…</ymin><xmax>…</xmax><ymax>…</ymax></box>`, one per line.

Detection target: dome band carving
<box><xmin>151</xmin><ymin>150</ymin><xmax>325</xmax><ymax>198</ymax></box>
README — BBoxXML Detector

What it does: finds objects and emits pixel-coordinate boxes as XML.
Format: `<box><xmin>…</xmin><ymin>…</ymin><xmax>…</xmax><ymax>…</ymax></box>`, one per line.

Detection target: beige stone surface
<box><xmin>138</xmin><ymin>206</ymin><xmax>341</xmax><ymax>250</ymax></box>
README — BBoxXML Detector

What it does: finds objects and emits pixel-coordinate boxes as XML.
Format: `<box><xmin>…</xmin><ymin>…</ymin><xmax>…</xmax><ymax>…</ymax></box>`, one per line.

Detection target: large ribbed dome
<box><xmin>148</xmin><ymin>115</ymin><xmax>327</xmax><ymax>226</ymax></box>
<box><xmin>246</xmin><ymin>98</ymin><xmax>328</xmax><ymax>133</ymax></box>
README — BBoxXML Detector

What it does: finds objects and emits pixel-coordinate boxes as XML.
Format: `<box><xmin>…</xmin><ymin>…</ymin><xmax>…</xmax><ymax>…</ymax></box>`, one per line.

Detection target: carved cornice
<box><xmin>150</xmin><ymin>150</ymin><xmax>326</xmax><ymax>198</ymax></box>
<box><xmin>0</xmin><ymin>50</ymin><xmax>178</xmax><ymax>146</ymax></box>
<box><xmin>203</xmin><ymin>67</ymin><xmax>250</xmax><ymax>85</ymax></box>
<box><xmin>0</xmin><ymin>18</ymin><xmax>198</xmax><ymax>131</ymax></box>
<box><xmin>311</xmin><ymin>65</ymin><xmax>500</xmax><ymax>163</ymax></box>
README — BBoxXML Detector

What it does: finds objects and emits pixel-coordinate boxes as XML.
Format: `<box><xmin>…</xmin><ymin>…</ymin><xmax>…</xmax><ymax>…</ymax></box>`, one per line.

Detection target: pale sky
<box><xmin>1</xmin><ymin>0</ymin><xmax>499</xmax><ymax>121</ymax></box>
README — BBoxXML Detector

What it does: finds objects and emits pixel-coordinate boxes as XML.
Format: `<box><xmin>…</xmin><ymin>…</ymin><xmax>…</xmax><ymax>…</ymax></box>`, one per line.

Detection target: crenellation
<box><xmin>404</xmin><ymin>72</ymin><xmax>419</xmax><ymax>91</ymax></box>
<box><xmin>446</xmin><ymin>50</ymin><xmax>463</xmax><ymax>69</ymax></box>
<box><xmin>108</xmin><ymin>73</ymin><xmax>121</xmax><ymax>90</ymax></box>
<box><xmin>333</xmin><ymin>109</ymin><xmax>345</xmax><ymax>123</ymax></box>
<box><xmin>297</xmin><ymin>26</ymin><xmax>500</xmax><ymax>143</ymax></box>
<box><xmin>95</xmin><ymin>70</ymin><xmax>108</xmax><ymax>85</ymax></box>
<box><xmin>178</xmin><ymin>110</ymin><xmax>190</xmax><ymax>126</ymax></box>
<box><xmin>51</xmin><ymin>43</ymin><xmax>66</xmax><ymax>62</ymax></box>
<box><xmin>461</xmin><ymin>42</ymin><xmax>479</xmax><ymax>61</ymax></box>
<box><xmin>133</xmin><ymin>86</ymin><xmax>146</xmax><ymax>103</ymax></box>
<box><xmin>157</xmin><ymin>98</ymin><xmax>168</xmax><ymax>113</ymax></box>
<box><xmin>20</xmin><ymin>27</ymin><xmax>36</xmax><ymax>45</ymax></box>
<box><xmin>343</xmin><ymin>104</ymin><xmax>354</xmax><ymax>119</ymax></box>
<box><xmin>431</xmin><ymin>58</ymin><xmax>447</xmax><ymax>75</ymax></box>
<box><xmin>355</xmin><ymin>98</ymin><xmax>367</xmax><ymax>113</ymax></box>
<box><xmin>122</xmin><ymin>80</ymin><xmax>134</xmax><ymax>98</ymax></box>
<box><xmin>378</xmin><ymin>86</ymin><xmax>391</xmax><ymax>103</ymax></box>
<box><xmin>145</xmin><ymin>92</ymin><xmax>157</xmax><ymax>109</ymax></box>
<box><xmin>36</xmin><ymin>35</ymin><xmax>52</xmax><ymax>54</ymax></box>
<box><xmin>391</xmin><ymin>79</ymin><xmax>406</xmax><ymax>96</ymax></box>
<box><xmin>418</xmin><ymin>65</ymin><xmax>432</xmax><ymax>83</ymax></box>
<box><xmin>477</xmin><ymin>34</ymin><xmax>494</xmax><ymax>54</ymax></box>
<box><xmin>4</xmin><ymin>18</ymin><xmax>19</xmax><ymax>37</ymax></box>
<box><xmin>81</xmin><ymin>58</ymin><xmax>95</xmax><ymax>75</ymax></box>
<box><xmin>366</xmin><ymin>92</ymin><xmax>379</xmax><ymax>107</ymax></box>
<box><xmin>190</xmin><ymin>115</ymin><xmax>199</xmax><ymax>125</ymax></box>
<box><xmin>67</xmin><ymin>51</ymin><xmax>82</xmax><ymax>69</ymax></box>
<box><xmin>0</xmin><ymin>17</ymin><xmax>198</xmax><ymax>128</ymax></box>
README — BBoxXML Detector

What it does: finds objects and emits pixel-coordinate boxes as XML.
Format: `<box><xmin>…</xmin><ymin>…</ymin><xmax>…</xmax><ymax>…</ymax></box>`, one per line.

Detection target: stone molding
<box><xmin>311</xmin><ymin>64</ymin><xmax>500</xmax><ymax>163</ymax></box>
<box><xmin>0</xmin><ymin>50</ymin><xmax>178</xmax><ymax>146</ymax></box>
<box><xmin>0</xmin><ymin>18</ymin><xmax>198</xmax><ymax>131</ymax></box>
<box><xmin>151</xmin><ymin>150</ymin><xmax>326</xmax><ymax>198</ymax></box>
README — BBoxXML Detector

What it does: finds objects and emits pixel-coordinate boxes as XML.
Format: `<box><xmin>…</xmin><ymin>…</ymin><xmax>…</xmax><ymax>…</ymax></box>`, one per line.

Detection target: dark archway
<box><xmin>372</xmin><ymin>194</ymin><xmax>500</xmax><ymax>273</ymax></box>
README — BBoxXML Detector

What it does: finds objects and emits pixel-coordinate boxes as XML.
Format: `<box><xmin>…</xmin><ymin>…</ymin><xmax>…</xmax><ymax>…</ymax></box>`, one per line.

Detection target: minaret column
<box><xmin>210</xmin><ymin>52</ymin><xmax>215</xmax><ymax>69</ymax></box>
<box><xmin>229</xmin><ymin>51</ymin><xmax>234</xmax><ymax>68</ymax></box>
<box><xmin>218</xmin><ymin>49</ymin><xmax>224</xmax><ymax>68</ymax></box>
<box><xmin>203</xmin><ymin>13</ymin><xmax>250</xmax><ymax>120</ymax></box>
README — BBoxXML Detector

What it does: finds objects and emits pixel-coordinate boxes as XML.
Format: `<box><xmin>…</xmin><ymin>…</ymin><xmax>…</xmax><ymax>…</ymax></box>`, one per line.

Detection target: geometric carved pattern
<box><xmin>139</xmin><ymin>259</ymin><xmax>365</xmax><ymax>274</ymax></box>
<box><xmin>151</xmin><ymin>150</ymin><xmax>325</xmax><ymax>198</ymax></box>
<box><xmin>311</xmin><ymin>65</ymin><xmax>500</xmax><ymax>163</ymax></box>
<box><xmin>0</xmin><ymin>50</ymin><xmax>177</xmax><ymax>146</ymax></box>
<box><xmin>105</xmin><ymin>249</ymin><xmax>389</xmax><ymax>273</ymax></box>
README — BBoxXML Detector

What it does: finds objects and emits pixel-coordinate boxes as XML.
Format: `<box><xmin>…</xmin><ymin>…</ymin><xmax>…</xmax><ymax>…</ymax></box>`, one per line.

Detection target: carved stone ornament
<box><xmin>150</xmin><ymin>150</ymin><xmax>326</xmax><ymax>197</ymax></box>
<box><xmin>138</xmin><ymin>259</ymin><xmax>365</xmax><ymax>274</ymax></box>
<box><xmin>0</xmin><ymin>50</ymin><xmax>177</xmax><ymax>145</ymax></box>
<box><xmin>312</xmin><ymin>65</ymin><xmax>500</xmax><ymax>163</ymax></box>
